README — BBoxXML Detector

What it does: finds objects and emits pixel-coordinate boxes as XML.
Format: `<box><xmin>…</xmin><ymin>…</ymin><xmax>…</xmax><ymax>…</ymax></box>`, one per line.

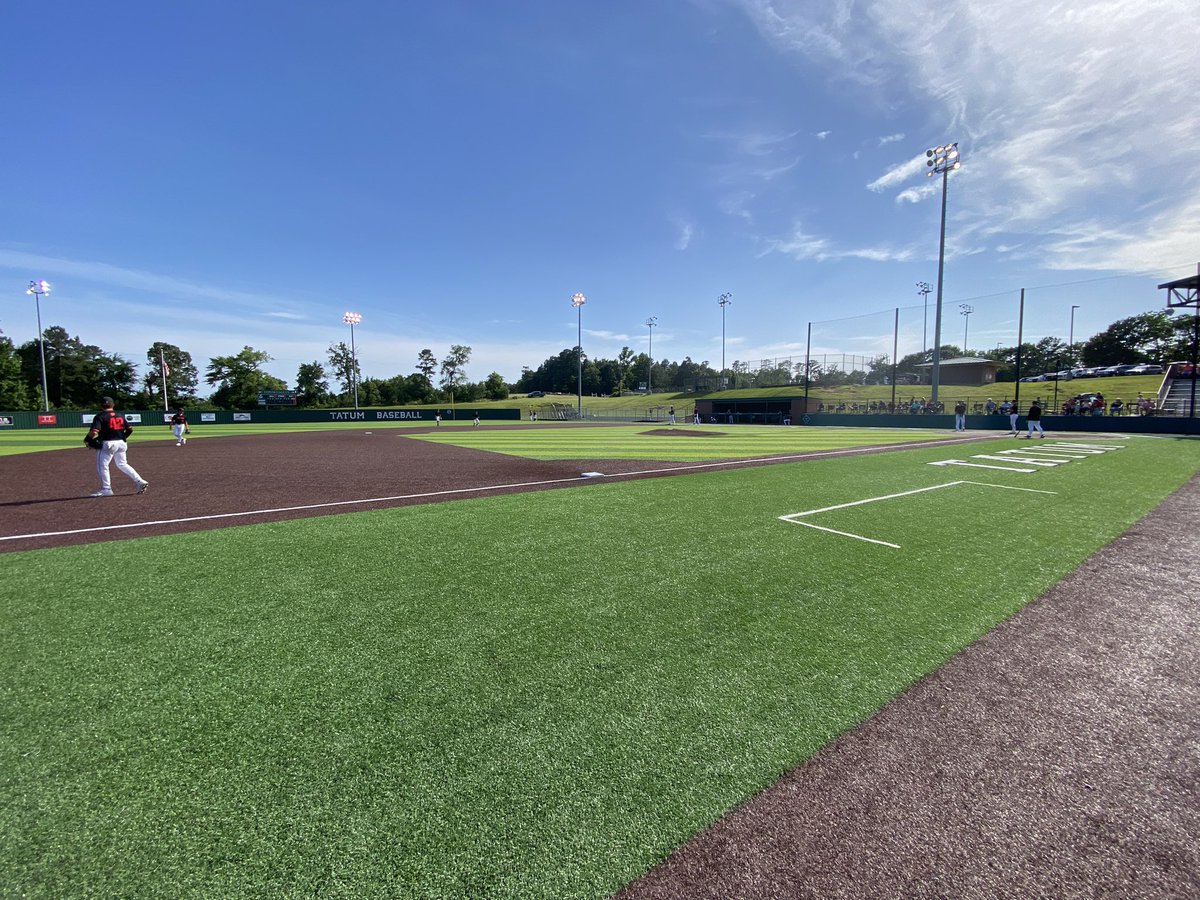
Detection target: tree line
<box><xmin>0</xmin><ymin>309</ymin><xmax>1193</xmax><ymax>410</ymax></box>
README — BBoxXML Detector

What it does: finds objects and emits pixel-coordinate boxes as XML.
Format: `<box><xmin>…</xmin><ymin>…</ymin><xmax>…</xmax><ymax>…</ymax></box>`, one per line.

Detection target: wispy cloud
<box><xmin>732</xmin><ymin>0</ymin><xmax>1200</xmax><ymax>273</ymax></box>
<box><xmin>674</xmin><ymin>221</ymin><xmax>694</xmax><ymax>250</ymax></box>
<box><xmin>815</xmin><ymin>130</ymin><xmax>831</xmax><ymax>140</ymax></box>
<box><xmin>763</xmin><ymin>225</ymin><xmax>919</xmax><ymax>263</ymax></box>
<box><xmin>878</xmin><ymin>133</ymin><xmax>905</xmax><ymax>146</ymax></box>
<box><xmin>866</xmin><ymin>154</ymin><xmax>930</xmax><ymax>193</ymax></box>
<box><xmin>0</xmin><ymin>248</ymin><xmax>284</xmax><ymax>309</ymax></box>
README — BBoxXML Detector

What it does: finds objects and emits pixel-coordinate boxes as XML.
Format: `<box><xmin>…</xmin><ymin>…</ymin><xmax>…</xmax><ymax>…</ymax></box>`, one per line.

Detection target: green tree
<box><xmin>1081</xmin><ymin>311</ymin><xmax>1176</xmax><ymax>366</ymax></box>
<box><xmin>483</xmin><ymin>372</ymin><xmax>508</xmax><ymax>400</ymax></box>
<box><xmin>295</xmin><ymin>361</ymin><xmax>331</xmax><ymax>406</ymax></box>
<box><xmin>206</xmin><ymin>346</ymin><xmax>286</xmax><ymax>409</ymax></box>
<box><xmin>416</xmin><ymin>349</ymin><xmax>437</xmax><ymax>384</ymax></box>
<box><xmin>0</xmin><ymin>332</ymin><xmax>31</xmax><ymax>409</ymax></box>
<box><xmin>326</xmin><ymin>341</ymin><xmax>360</xmax><ymax>403</ymax></box>
<box><xmin>439</xmin><ymin>344</ymin><xmax>472</xmax><ymax>401</ymax></box>
<box><xmin>146</xmin><ymin>342</ymin><xmax>199</xmax><ymax>408</ymax></box>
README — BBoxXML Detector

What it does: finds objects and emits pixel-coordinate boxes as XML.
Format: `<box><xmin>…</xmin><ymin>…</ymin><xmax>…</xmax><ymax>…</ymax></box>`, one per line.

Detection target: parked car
<box><xmin>1126</xmin><ymin>363</ymin><xmax>1163</xmax><ymax>375</ymax></box>
<box><xmin>527</xmin><ymin>390</ymin><xmax>545</xmax><ymax>397</ymax></box>
<box><xmin>1019</xmin><ymin>375</ymin><xmax>1042</xmax><ymax>382</ymax></box>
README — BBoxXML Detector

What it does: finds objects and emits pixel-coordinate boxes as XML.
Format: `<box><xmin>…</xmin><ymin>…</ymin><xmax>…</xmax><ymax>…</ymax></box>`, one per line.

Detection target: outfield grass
<box><xmin>2</xmin><ymin>432</ymin><xmax>1198</xmax><ymax>898</ymax></box>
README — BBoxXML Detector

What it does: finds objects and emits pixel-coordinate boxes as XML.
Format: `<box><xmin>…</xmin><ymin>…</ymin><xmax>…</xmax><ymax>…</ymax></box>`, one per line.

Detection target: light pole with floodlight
<box><xmin>718</xmin><ymin>293</ymin><xmax>732</xmax><ymax>388</ymax></box>
<box><xmin>572</xmin><ymin>292</ymin><xmax>586</xmax><ymax>419</ymax></box>
<box><xmin>342</xmin><ymin>312</ymin><xmax>362</xmax><ymax>410</ymax></box>
<box><xmin>645</xmin><ymin>316</ymin><xmax>657</xmax><ymax>394</ymax></box>
<box><xmin>26</xmin><ymin>280</ymin><xmax>52</xmax><ymax>412</ymax></box>
<box><xmin>1069</xmin><ymin>304</ymin><xmax>1080</xmax><ymax>368</ymax></box>
<box><xmin>926</xmin><ymin>142</ymin><xmax>961</xmax><ymax>405</ymax></box>
<box><xmin>959</xmin><ymin>303</ymin><xmax>974</xmax><ymax>353</ymax></box>
<box><xmin>917</xmin><ymin>282</ymin><xmax>931</xmax><ymax>355</ymax></box>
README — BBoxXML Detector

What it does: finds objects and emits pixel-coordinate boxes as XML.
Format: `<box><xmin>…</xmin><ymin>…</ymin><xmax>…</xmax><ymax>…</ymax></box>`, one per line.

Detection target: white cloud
<box><xmin>815</xmin><ymin>130</ymin><xmax>831</xmax><ymax>140</ymax></box>
<box><xmin>733</xmin><ymin>0</ymin><xmax>1200</xmax><ymax>274</ymax></box>
<box><xmin>866</xmin><ymin>154</ymin><xmax>930</xmax><ymax>193</ymax></box>
<box><xmin>878</xmin><ymin>133</ymin><xmax>905</xmax><ymax>146</ymax></box>
<box><xmin>764</xmin><ymin>225</ymin><xmax>918</xmax><ymax>263</ymax></box>
<box><xmin>674</xmin><ymin>222</ymin><xmax>694</xmax><ymax>250</ymax></box>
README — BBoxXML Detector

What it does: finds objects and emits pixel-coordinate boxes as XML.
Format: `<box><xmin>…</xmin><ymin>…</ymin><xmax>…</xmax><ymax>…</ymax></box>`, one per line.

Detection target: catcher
<box><xmin>170</xmin><ymin>407</ymin><xmax>191</xmax><ymax>446</ymax></box>
<box><xmin>85</xmin><ymin>397</ymin><xmax>149</xmax><ymax>497</ymax></box>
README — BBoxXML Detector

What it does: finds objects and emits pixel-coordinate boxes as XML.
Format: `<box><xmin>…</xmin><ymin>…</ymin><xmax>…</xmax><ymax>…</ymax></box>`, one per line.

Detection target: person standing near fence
<box><xmin>85</xmin><ymin>397</ymin><xmax>149</xmax><ymax>497</ymax></box>
<box><xmin>954</xmin><ymin>399</ymin><xmax>967</xmax><ymax>432</ymax></box>
<box><xmin>1008</xmin><ymin>402</ymin><xmax>1020</xmax><ymax>436</ymax></box>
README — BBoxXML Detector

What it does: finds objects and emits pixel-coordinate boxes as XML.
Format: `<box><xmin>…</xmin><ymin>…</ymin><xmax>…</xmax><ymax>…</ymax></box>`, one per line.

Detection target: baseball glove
<box><xmin>85</xmin><ymin>435</ymin><xmax>102</xmax><ymax>450</ymax></box>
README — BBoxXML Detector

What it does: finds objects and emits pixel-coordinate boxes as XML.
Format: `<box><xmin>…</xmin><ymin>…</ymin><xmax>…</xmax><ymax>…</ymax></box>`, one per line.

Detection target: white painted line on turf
<box><xmin>777</xmin><ymin>480</ymin><xmax>1056</xmax><ymax>548</ymax></box>
<box><xmin>0</xmin><ymin>474</ymin><xmax>603</xmax><ymax>543</ymax></box>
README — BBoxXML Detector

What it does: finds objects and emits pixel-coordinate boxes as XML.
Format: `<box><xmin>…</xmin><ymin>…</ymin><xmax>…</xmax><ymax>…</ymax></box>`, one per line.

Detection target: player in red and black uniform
<box><xmin>85</xmin><ymin>397</ymin><xmax>149</xmax><ymax>497</ymax></box>
<box><xmin>170</xmin><ymin>407</ymin><xmax>190</xmax><ymax>445</ymax></box>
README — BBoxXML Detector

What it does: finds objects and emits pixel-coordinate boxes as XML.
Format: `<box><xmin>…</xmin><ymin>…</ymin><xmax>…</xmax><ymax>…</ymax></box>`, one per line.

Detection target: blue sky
<box><xmin>3</xmin><ymin>0</ymin><xmax>1197</xmax><ymax>387</ymax></box>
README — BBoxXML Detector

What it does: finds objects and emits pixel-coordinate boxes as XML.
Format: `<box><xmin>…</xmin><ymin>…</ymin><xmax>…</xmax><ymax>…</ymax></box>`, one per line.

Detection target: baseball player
<box><xmin>85</xmin><ymin>397</ymin><xmax>149</xmax><ymax>497</ymax></box>
<box><xmin>170</xmin><ymin>407</ymin><xmax>190</xmax><ymax>445</ymax></box>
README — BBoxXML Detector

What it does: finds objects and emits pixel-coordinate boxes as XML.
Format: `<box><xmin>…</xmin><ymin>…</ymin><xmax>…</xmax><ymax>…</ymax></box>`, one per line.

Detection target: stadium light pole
<box><xmin>959</xmin><ymin>303</ymin><xmax>974</xmax><ymax>353</ymax></box>
<box><xmin>572</xmin><ymin>292</ymin><xmax>586</xmax><ymax>419</ymax></box>
<box><xmin>26</xmin><ymin>280</ymin><xmax>52</xmax><ymax>412</ymax></box>
<box><xmin>645</xmin><ymin>316</ymin><xmax>658</xmax><ymax>394</ymax></box>
<box><xmin>718</xmin><ymin>292</ymin><xmax>732</xmax><ymax>388</ymax></box>
<box><xmin>917</xmin><ymin>281</ymin><xmax>932</xmax><ymax>355</ymax></box>
<box><xmin>1069</xmin><ymin>304</ymin><xmax>1080</xmax><ymax>367</ymax></box>
<box><xmin>342</xmin><ymin>311</ymin><xmax>362</xmax><ymax>410</ymax></box>
<box><xmin>926</xmin><ymin>142</ymin><xmax>961</xmax><ymax>405</ymax></box>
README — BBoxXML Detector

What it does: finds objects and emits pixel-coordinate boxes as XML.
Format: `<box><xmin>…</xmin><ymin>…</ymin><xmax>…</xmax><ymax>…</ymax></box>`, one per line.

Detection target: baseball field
<box><xmin>2</xmin><ymin>421</ymin><xmax>1198</xmax><ymax>897</ymax></box>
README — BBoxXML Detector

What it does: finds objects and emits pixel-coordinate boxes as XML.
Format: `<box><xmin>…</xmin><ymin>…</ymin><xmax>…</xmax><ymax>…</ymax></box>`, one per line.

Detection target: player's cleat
<box><xmin>90</xmin><ymin>489</ymin><xmax>114</xmax><ymax>497</ymax></box>
<box><xmin>176</xmin><ymin>441</ymin><xmax>182</xmax><ymax>446</ymax></box>
<box><xmin>137</xmin><ymin>481</ymin><xmax>150</xmax><ymax>494</ymax></box>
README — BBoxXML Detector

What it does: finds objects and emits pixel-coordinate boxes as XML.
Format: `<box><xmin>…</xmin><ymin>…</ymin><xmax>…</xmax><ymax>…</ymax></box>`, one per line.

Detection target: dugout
<box><xmin>693</xmin><ymin>396</ymin><xmax>817</xmax><ymax>424</ymax></box>
<box><xmin>914</xmin><ymin>357</ymin><xmax>999</xmax><ymax>385</ymax></box>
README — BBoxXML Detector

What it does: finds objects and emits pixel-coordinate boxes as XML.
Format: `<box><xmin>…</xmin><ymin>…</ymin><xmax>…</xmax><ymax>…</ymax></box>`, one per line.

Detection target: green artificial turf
<box><xmin>2</xmin><ymin>435</ymin><xmax>1198</xmax><ymax>898</ymax></box>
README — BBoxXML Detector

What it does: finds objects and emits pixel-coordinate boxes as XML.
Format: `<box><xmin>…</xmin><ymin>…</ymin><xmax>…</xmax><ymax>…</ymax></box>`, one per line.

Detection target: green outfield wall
<box><xmin>0</xmin><ymin>407</ymin><xmax>521</xmax><ymax>430</ymax></box>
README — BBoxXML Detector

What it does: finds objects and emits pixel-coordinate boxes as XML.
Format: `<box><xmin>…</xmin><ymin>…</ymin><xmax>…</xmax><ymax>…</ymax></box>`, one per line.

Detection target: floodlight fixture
<box><xmin>572</xmin><ymin>292</ymin><xmax>586</xmax><ymax>418</ymax></box>
<box><xmin>917</xmin><ymin>282</ymin><xmax>932</xmax><ymax>355</ymax></box>
<box><xmin>924</xmin><ymin>140</ymin><xmax>962</xmax><ymax>403</ymax></box>
<box><xmin>342</xmin><ymin>311</ymin><xmax>362</xmax><ymax>409</ymax></box>
<box><xmin>26</xmin><ymin>279</ymin><xmax>52</xmax><ymax>412</ymax></box>
<box><xmin>959</xmin><ymin>303</ymin><xmax>974</xmax><ymax>351</ymax></box>
<box><xmin>646</xmin><ymin>316</ymin><xmax>658</xmax><ymax>394</ymax></box>
<box><xmin>718</xmin><ymin>293</ymin><xmax>732</xmax><ymax>387</ymax></box>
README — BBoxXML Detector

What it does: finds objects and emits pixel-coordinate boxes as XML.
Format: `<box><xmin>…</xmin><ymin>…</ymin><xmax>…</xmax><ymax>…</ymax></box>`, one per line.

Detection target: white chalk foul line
<box><xmin>778</xmin><ymin>480</ymin><xmax>1057</xmax><ymax>548</ymax></box>
<box><xmin>1</xmin><ymin>434</ymin><xmax>994</xmax><ymax>545</ymax></box>
<box><xmin>1</xmin><ymin>475</ymin><xmax>595</xmax><ymax>543</ymax></box>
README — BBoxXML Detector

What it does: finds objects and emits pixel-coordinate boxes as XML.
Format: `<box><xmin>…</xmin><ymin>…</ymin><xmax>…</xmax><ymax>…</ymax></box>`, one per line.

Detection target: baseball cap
<box><xmin>101</xmin><ymin>396</ymin><xmax>115</xmax><ymax>407</ymax></box>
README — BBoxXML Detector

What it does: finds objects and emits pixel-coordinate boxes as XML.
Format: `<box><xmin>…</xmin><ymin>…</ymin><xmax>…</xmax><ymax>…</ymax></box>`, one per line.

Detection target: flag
<box><xmin>163</xmin><ymin>363</ymin><xmax>171</xmax><ymax>376</ymax></box>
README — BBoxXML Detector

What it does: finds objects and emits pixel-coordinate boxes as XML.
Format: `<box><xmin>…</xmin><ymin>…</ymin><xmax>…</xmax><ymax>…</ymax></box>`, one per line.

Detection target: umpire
<box><xmin>85</xmin><ymin>397</ymin><xmax>150</xmax><ymax>497</ymax></box>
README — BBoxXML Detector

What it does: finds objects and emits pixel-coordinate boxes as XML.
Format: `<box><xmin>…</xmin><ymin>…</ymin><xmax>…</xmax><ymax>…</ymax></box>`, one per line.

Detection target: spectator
<box><xmin>985</xmin><ymin>398</ymin><xmax>997</xmax><ymax>415</ymax></box>
<box><xmin>1110</xmin><ymin>398</ymin><xmax>1124</xmax><ymax>416</ymax></box>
